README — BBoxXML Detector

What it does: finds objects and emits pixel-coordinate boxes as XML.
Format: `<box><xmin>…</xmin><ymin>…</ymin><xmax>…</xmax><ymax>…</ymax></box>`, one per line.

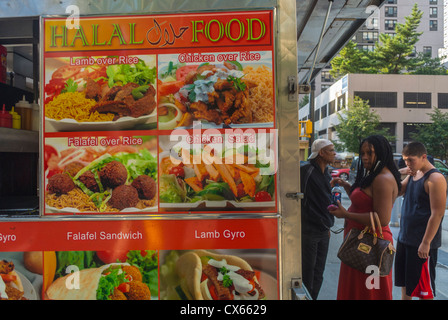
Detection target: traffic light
<box><xmin>305</xmin><ymin>119</ymin><xmax>312</xmax><ymax>136</ymax></box>
<box><xmin>299</xmin><ymin>120</ymin><xmax>313</xmax><ymax>138</ymax></box>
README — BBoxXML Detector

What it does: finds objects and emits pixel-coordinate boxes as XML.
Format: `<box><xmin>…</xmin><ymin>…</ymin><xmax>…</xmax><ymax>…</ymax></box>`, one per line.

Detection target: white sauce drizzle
<box><xmin>207</xmin><ymin>258</ymin><xmax>259</xmax><ymax>300</ymax></box>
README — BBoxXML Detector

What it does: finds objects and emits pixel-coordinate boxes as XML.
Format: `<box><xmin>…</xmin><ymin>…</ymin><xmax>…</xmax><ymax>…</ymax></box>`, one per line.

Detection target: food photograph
<box><xmin>0</xmin><ymin>252</ymin><xmax>43</xmax><ymax>300</ymax></box>
<box><xmin>158</xmin><ymin>135</ymin><xmax>276</xmax><ymax>211</ymax></box>
<box><xmin>157</xmin><ymin>52</ymin><xmax>274</xmax><ymax>130</ymax></box>
<box><xmin>43</xmin><ymin>250</ymin><xmax>158</xmax><ymax>300</ymax></box>
<box><xmin>159</xmin><ymin>249</ymin><xmax>277</xmax><ymax>300</ymax></box>
<box><xmin>44</xmin><ymin>55</ymin><xmax>157</xmax><ymax>132</ymax></box>
<box><xmin>44</xmin><ymin>135</ymin><xmax>157</xmax><ymax>214</ymax></box>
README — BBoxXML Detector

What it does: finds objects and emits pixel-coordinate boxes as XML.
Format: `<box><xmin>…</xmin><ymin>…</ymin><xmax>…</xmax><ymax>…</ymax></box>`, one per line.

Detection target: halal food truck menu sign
<box><xmin>42</xmin><ymin>11</ymin><xmax>277</xmax><ymax>215</ymax></box>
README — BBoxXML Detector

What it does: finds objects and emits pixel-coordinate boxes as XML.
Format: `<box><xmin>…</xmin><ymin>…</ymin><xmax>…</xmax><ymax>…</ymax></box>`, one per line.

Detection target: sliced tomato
<box><xmin>169</xmin><ymin>165</ymin><xmax>185</xmax><ymax>178</ymax></box>
<box><xmin>96</xmin><ymin>250</ymin><xmax>129</xmax><ymax>264</ymax></box>
<box><xmin>176</xmin><ymin>65</ymin><xmax>199</xmax><ymax>82</ymax></box>
<box><xmin>44</xmin><ymin>145</ymin><xmax>58</xmax><ymax>172</ymax></box>
<box><xmin>207</xmin><ymin>281</ymin><xmax>220</xmax><ymax>300</ymax></box>
<box><xmin>117</xmin><ymin>282</ymin><xmax>130</xmax><ymax>293</ymax></box>
<box><xmin>1</xmin><ymin>274</ymin><xmax>17</xmax><ymax>283</ymax></box>
<box><xmin>254</xmin><ymin>191</ymin><xmax>272</xmax><ymax>202</ymax></box>
<box><xmin>158</xmin><ymin>80</ymin><xmax>185</xmax><ymax>97</ymax></box>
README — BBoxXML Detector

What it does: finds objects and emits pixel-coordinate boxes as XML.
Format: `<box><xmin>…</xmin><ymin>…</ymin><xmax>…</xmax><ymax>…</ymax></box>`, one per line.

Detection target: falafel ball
<box><xmin>48</xmin><ymin>173</ymin><xmax>75</xmax><ymax>195</ymax></box>
<box><xmin>78</xmin><ymin>170</ymin><xmax>100</xmax><ymax>192</ymax></box>
<box><xmin>108</xmin><ymin>185</ymin><xmax>139</xmax><ymax>210</ymax></box>
<box><xmin>99</xmin><ymin>161</ymin><xmax>127</xmax><ymax>188</ymax></box>
<box><xmin>63</xmin><ymin>161</ymin><xmax>84</xmax><ymax>177</ymax></box>
<box><xmin>109</xmin><ymin>287</ymin><xmax>127</xmax><ymax>300</ymax></box>
<box><xmin>125</xmin><ymin>280</ymin><xmax>151</xmax><ymax>300</ymax></box>
<box><xmin>131</xmin><ymin>175</ymin><xmax>156</xmax><ymax>200</ymax></box>
<box><xmin>122</xmin><ymin>265</ymin><xmax>143</xmax><ymax>282</ymax></box>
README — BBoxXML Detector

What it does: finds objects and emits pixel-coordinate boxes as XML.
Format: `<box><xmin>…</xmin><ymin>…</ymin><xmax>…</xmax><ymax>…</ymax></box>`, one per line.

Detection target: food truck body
<box><xmin>0</xmin><ymin>0</ymin><xmax>304</xmax><ymax>300</ymax></box>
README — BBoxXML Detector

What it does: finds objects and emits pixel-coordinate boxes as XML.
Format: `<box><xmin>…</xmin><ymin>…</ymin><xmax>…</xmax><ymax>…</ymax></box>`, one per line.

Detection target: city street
<box><xmin>318</xmin><ymin>190</ymin><xmax>448</xmax><ymax>300</ymax></box>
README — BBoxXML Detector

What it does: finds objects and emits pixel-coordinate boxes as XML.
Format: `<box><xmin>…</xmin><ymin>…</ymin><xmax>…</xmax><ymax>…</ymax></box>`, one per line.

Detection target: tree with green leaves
<box><xmin>332</xmin><ymin>97</ymin><xmax>393</xmax><ymax>153</ymax></box>
<box><xmin>330</xmin><ymin>4</ymin><xmax>433</xmax><ymax>77</ymax></box>
<box><xmin>410</xmin><ymin>107</ymin><xmax>448</xmax><ymax>160</ymax></box>
<box><xmin>329</xmin><ymin>41</ymin><xmax>375</xmax><ymax>78</ymax></box>
<box><xmin>409</xmin><ymin>52</ymin><xmax>448</xmax><ymax>75</ymax></box>
<box><xmin>372</xmin><ymin>3</ymin><xmax>423</xmax><ymax>74</ymax></box>
<box><xmin>299</xmin><ymin>94</ymin><xmax>309</xmax><ymax>109</ymax></box>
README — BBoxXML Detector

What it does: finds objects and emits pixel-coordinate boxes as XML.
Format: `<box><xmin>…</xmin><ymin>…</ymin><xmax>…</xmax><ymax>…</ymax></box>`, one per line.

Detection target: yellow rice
<box><xmin>45</xmin><ymin>92</ymin><xmax>114</xmax><ymax>122</ymax></box>
<box><xmin>243</xmin><ymin>65</ymin><xmax>274</xmax><ymax>123</ymax></box>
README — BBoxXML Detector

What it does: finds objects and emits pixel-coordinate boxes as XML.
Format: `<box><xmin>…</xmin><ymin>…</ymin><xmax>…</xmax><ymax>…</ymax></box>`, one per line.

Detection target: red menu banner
<box><xmin>0</xmin><ymin>218</ymin><xmax>278</xmax><ymax>300</ymax></box>
<box><xmin>44</xmin><ymin>11</ymin><xmax>273</xmax><ymax>52</ymax></box>
<box><xmin>42</xmin><ymin>10</ymin><xmax>277</xmax><ymax>216</ymax></box>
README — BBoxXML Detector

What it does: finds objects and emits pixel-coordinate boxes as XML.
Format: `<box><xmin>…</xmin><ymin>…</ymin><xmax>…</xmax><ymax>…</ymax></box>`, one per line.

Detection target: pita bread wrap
<box><xmin>46</xmin><ymin>263</ymin><xmax>129</xmax><ymax>300</ymax></box>
<box><xmin>175</xmin><ymin>250</ymin><xmax>265</xmax><ymax>300</ymax></box>
<box><xmin>0</xmin><ymin>260</ymin><xmax>26</xmax><ymax>300</ymax></box>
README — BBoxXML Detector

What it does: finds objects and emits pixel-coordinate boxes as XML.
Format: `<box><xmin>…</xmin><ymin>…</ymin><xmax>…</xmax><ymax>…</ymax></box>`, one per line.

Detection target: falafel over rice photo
<box><xmin>44</xmin><ymin>137</ymin><xmax>158</xmax><ymax>214</ymax></box>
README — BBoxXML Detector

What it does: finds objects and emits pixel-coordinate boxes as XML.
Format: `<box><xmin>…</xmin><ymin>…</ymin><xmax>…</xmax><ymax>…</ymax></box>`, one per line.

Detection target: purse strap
<box><xmin>370</xmin><ymin>212</ymin><xmax>384</xmax><ymax>239</ymax></box>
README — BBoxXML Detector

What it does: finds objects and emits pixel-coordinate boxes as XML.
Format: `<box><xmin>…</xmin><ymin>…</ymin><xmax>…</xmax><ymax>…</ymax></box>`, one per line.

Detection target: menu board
<box><xmin>0</xmin><ymin>218</ymin><xmax>278</xmax><ymax>300</ymax></box>
<box><xmin>42</xmin><ymin>10</ymin><xmax>277</xmax><ymax>216</ymax></box>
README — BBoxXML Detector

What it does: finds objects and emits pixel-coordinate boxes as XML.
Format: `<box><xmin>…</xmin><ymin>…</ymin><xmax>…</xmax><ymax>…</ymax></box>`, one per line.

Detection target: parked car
<box><xmin>330</xmin><ymin>167</ymin><xmax>350</xmax><ymax>181</ymax></box>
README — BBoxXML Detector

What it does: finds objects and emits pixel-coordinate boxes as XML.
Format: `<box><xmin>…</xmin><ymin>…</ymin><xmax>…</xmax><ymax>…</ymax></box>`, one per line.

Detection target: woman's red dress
<box><xmin>337</xmin><ymin>187</ymin><xmax>393</xmax><ymax>300</ymax></box>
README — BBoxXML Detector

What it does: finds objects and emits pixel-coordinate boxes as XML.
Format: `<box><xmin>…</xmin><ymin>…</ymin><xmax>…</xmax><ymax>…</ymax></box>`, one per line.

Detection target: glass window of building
<box><xmin>318</xmin><ymin>129</ymin><xmax>327</xmax><ymax>137</ymax></box>
<box><xmin>314</xmin><ymin>108</ymin><xmax>320</xmax><ymax>121</ymax></box>
<box><xmin>430</xmin><ymin>20</ymin><xmax>438</xmax><ymax>31</ymax></box>
<box><xmin>320</xmin><ymin>104</ymin><xmax>327</xmax><ymax>119</ymax></box>
<box><xmin>362</xmin><ymin>31</ymin><xmax>378</xmax><ymax>42</ymax></box>
<box><xmin>337</xmin><ymin>95</ymin><xmax>346</xmax><ymax>111</ymax></box>
<box><xmin>354</xmin><ymin>91</ymin><xmax>397</xmax><ymax>108</ymax></box>
<box><xmin>430</xmin><ymin>7</ymin><xmax>438</xmax><ymax>18</ymax></box>
<box><xmin>403</xmin><ymin>123</ymin><xmax>423</xmax><ymax>142</ymax></box>
<box><xmin>385</xmin><ymin>19</ymin><xmax>397</xmax><ymax>31</ymax></box>
<box><xmin>321</xmin><ymin>71</ymin><xmax>333</xmax><ymax>82</ymax></box>
<box><xmin>321</xmin><ymin>84</ymin><xmax>331</xmax><ymax>92</ymax></box>
<box><xmin>368</xmin><ymin>17</ymin><xmax>378</xmax><ymax>29</ymax></box>
<box><xmin>429</xmin><ymin>0</ymin><xmax>437</xmax><ymax>4</ymax></box>
<box><xmin>385</xmin><ymin>6</ymin><xmax>397</xmax><ymax>17</ymax></box>
<box><xmin>329</xmin><ymin>100</ymin><xmax>336</xmax><ymax>115</ymax></box>
<box><xmin>423</xmin><ymin>46</ymin><xmax>432</xmax><ymax>56</ymax></box>
<box><xmin>438</xmin><ymin>93</ymin><xmax>448</xmax><ymax>108</ymax></box>
<box><xmin>361</xmin><ymin>45</ymin><xmax>375</xmax><ymax>52</ymax></box>
<box><xmin>403</xmin><ymin>92</ymin><xmax>431</xmax><ymax>108</ymax></box>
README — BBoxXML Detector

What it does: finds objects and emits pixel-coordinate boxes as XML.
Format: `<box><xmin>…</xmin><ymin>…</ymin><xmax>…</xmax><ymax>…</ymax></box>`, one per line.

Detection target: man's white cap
<box><xmin>308</xmin><ymin>139</ymin><xmax>333</xmax><ymax>160</ymax></box>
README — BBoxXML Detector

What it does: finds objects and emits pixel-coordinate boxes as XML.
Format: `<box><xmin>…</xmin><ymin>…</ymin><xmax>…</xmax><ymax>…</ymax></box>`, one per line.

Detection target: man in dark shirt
<box><xmin>300</xmin><ymin>139</ymin><xmax>336</xmax><ymax>299</ymax></box>
<box><xmin>395</xmin><ymin>142</ymin><xmax>446</xmax><ymax>300</ymax></box>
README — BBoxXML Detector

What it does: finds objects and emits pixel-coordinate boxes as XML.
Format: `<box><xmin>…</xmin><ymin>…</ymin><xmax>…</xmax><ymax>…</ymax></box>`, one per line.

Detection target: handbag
<box><xmin>337</xmin><ymin>212</ymin><xmax>395</xmax><ymax>277</ymax></box>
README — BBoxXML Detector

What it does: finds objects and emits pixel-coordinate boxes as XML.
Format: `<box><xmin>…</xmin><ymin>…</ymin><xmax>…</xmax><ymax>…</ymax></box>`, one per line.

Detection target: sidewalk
<box><xmin>317</xmin><ymin>192</ymin><xmax>448</xmax><ymax>300</ymax></box>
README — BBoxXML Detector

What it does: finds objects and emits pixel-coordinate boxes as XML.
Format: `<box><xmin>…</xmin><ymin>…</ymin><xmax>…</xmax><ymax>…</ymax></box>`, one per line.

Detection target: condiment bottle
<box><xmin>31</xmin><ymin>100</ymin><xmax>39</xmax><ymax>131</ymax></box>
<box><xmin>9</xmin><ymin>106</ymin><xmax>21</xmax><ymax>129</ymax></box>
<box><xmin>15</xmin><ymin>95</ymin><xmax>31</xmax><ymax>130</ymax></box>
<box><xmin>0</xmin><ymin>104</ymin><xmax>12</xmax><ymax>128</ymax></box>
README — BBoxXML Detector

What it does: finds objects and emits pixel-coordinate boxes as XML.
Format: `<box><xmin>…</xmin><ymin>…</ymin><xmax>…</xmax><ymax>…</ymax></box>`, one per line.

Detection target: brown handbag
<box><xmin>337</xmin><ymin>212</ymin><xmax>396</xmax><ymax>277</ymax></box>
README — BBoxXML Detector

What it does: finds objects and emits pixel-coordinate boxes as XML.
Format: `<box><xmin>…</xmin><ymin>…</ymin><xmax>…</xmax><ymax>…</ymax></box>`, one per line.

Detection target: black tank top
<box><xmin>398</xmin><ymin>168</ymin><xmax>443</xmax><ymax>249</ymax></box>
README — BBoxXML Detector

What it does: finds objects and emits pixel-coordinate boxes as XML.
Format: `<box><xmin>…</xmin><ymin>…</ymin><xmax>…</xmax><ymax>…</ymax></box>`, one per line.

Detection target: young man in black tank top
<box><xmin>395</xmin><ymin>142</ymin><xmax>447</xmax><ymax>300</ymax></box>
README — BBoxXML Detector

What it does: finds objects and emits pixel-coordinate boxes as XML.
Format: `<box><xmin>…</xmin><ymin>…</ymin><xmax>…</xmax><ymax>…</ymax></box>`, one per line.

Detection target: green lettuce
<box><xmin>106</xmin><ymin>58</ymin><xmax>156</xmax><ymax>87</ymax></box>
<box><xmin>159</xmin><ymin>174</ymin><xmax>186</xmax><ymax>203</ymax></box>
<box><xmin>96</xmin><ymin>266</ymin><xmax>128</xmax><ymax>300</ymax></box>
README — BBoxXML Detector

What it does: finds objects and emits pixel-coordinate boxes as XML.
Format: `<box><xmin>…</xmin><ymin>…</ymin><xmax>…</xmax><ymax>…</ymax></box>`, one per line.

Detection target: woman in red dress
<box><xmin>329</xmin><ymin>135</ymin><xmax>402</xmax><ymax>300</ymax></box>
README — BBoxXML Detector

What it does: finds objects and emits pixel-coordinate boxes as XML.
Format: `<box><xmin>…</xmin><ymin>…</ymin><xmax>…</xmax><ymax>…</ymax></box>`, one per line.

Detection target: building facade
<box><xmin>299</xmin><ymin>73</ymin><xmax>448</xmax><ymax>152</ymax></box>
